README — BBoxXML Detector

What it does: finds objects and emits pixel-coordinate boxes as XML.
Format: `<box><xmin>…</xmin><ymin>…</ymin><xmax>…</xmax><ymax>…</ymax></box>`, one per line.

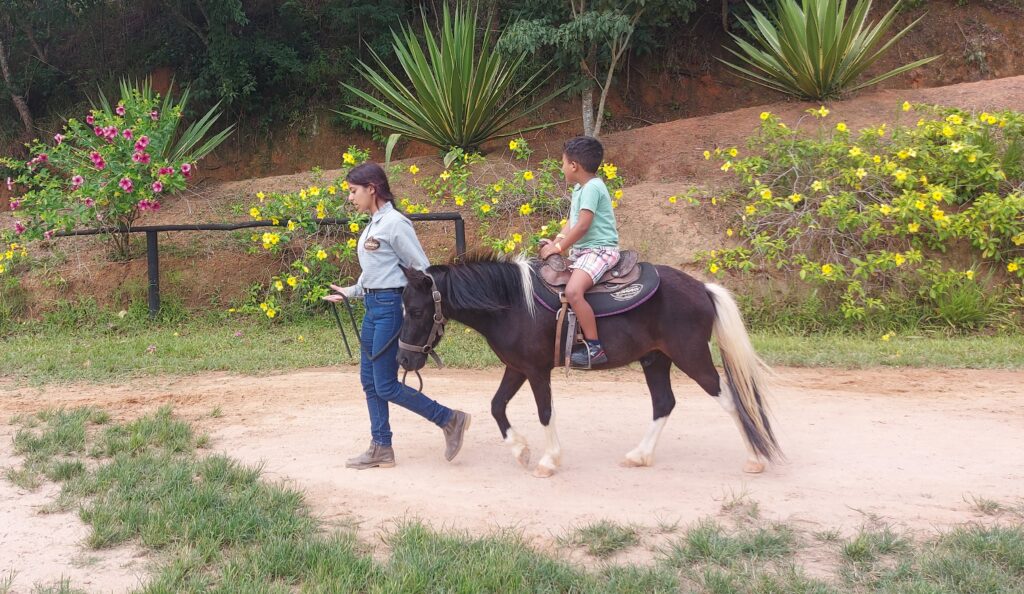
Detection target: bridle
<box><xmin>397</xmin><ymin>275</ymin><xmax>447</xmax><ymax>369</ymax></box>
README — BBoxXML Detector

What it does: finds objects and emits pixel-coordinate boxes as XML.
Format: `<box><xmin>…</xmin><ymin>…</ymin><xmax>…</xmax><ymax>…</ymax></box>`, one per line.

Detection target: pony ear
<box><xmin>401</xmin><ymin>266</ymin><xmax>429</xmax><ymax>286</ymax></box>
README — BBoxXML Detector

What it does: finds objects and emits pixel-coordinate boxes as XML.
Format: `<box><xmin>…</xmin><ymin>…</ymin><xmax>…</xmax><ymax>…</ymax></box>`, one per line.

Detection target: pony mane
<box><xmin>428</xmin><ymin>253</ymin><xmax>535</xmax><ymax>315</ymax></box>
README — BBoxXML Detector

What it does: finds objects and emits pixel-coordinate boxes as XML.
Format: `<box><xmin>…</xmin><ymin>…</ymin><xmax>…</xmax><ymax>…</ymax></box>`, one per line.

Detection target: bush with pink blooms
<box><xmin>2</xmin><ymin>82</ymin><xmax>230</xmax><ymax>261</ymax></box>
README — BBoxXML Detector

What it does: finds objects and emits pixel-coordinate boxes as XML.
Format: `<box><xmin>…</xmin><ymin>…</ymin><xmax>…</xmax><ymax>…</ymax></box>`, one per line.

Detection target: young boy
<box><xmin>538</xmin><ymin>136</ymin><xmax>620</xmax><ymax>369</ymax></box>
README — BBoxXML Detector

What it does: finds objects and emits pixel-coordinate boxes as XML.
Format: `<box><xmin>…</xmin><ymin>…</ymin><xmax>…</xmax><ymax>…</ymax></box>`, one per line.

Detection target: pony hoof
<box><xmin>533</xmin><ymin>464</ymin><xmax>555</xmax><ymax>478</ymax></box>
<box><xmin>515</xmin><ymin>447</ymin><xmax>531</xmax><ymax>468</ymax></box>
<box><xmin>620</xmin><ymin>456</ymin><xmax>650</xmax><ymax>468</ymax></box>
<box><xmin>743</xmin><ymin>460</ymin><xmax>765</xmax><ymax>474</ymax></box>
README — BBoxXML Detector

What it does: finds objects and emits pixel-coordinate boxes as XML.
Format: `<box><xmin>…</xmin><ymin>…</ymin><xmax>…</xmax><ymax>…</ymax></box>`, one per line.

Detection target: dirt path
<box><xmin>1</xmin><ymin>366</ymin><xmax>1022</xmax><ymax>591</ymax></box>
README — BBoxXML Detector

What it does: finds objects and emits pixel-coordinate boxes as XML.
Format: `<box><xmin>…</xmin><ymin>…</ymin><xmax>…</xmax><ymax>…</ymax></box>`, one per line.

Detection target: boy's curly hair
<box><xmin>563</xmin><ymin>136</ymin><xmax>604</xmax><ymax>174</ymax></box>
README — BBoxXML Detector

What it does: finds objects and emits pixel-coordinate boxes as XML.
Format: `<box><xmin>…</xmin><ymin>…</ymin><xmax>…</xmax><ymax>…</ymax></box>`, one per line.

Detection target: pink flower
<box><xmin>150</xmin><ymin>110</ymin><xmax>159</xmax><ymax>121</ymax></box>
<box><xmin>151</xmin><ymin>181</ymin><xmax>163</xmax><ymax>193</ymax></box>
<box><xmin>85</xmin><ymin>114</ymin><xmax>95</xmax><ymax>125</ymax></box>
<box><xmin>89</xmin><ymin>151</ymin><xmax>102</xmax><ymax>162</ymax></box>
<box><xmin>119</xmin><ymin>178</ymin><xmax>133</xmax><ymax>192</ymax></box>
<box><xmin>115</xmin><ymin>105</ymin><xmax>126</xmax><ymax>116</ymax></box>
<box><xmin>132</xmin><ymin>152</ymin><xmax>142</xmax><ymax>163</ymax></box>
<box><xmin>135</xmin><ymin>136</ymin><xmax>149</xmax><ymax>150</ymax></box>
<box><xmin>14</xmin><ymin>221</ymin><xmax>26</xmax><ymax>234</ymax></box>
<box><xmin>94</xmin><ymin>126</ymin><xmax>103</xmax><ymax>136</ymax></box>
<box><xmin>9</xmin><ymin>200</ymin><xmax>19</xmax><ymax>210</ymax></box>
<box><xmin>158</xmin><ymin>167</ymin><xmax>174</xmax><ymax>176</ymax></box>
<box><xmin>180</xmin><ymin>163</ymin><xmax>193</xmax><ymax>178</ymax></box>
<box><xmin>139</xmin><ymin>153</ymin><xmax>151</xmax><ymax>164</ymax></box>
<box><xmin>122</xmin><ymin>129</ymin><xmax>133</xmax><ymax>139</ymax></box>
<box><xmin>54</xmin><ymin>133</ymin><xmax>64</xmax><ymax>144</ymax></box>
<box><xmin>71</xmin><ymin>175</ymin><xmax>85</xmax><ymax>189</ymax></box>
<box><xmin>44</xmin><ymin>230</ymin><xmax>54</xmax><ymax>240</ymax></box>
<box><xmin>95</xmin><ymin>160</ymin><xmax>106</xmax><ymax>170</ymax></box>
<box><xmin>103</xmin><ymin>126</ymin><xmax>118</xmax><ymax>142</ymax></box>
<box><xmin>151</xmin><ymin>201</ymin><xmax>160</xmax><ymax>211</ymax></box>
<box><xmin>84</xmin><ymin>197</ymin><xmax>95</xmax><ymax>207</ymax></box>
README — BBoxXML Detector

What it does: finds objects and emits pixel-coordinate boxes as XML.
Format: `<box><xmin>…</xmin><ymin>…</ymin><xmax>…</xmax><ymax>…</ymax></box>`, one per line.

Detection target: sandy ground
<box><xmin>1</xmin><ymin>365</ymin><xmax>1022</xmax><ymax>591</ymax></box>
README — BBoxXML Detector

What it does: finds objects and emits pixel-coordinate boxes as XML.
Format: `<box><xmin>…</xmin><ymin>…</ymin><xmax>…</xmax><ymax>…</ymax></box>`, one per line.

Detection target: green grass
<box><xmin>5</xmin><ymin>406</ymin><xmax>1024</xmax><ymax>593</ymax></box>
<box><xmin>2</xmin><ymin>310</ymin><xmax>1023</xmax><ymax>385</ymax></box>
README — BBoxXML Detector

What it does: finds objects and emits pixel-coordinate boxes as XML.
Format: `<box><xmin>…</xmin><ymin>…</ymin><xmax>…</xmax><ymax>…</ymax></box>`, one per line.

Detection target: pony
<box><xmin>396</xmin><ymin>255</ymin><xmax>781</xmax><ymax>477</ymax></box>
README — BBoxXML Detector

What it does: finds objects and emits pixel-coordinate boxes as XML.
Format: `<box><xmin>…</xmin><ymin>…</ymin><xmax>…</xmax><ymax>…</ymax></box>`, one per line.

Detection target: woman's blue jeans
<box><xmin>360</xmin><ymin>289</ymin><xmax>453</xmax><ymax>447</ymax></box>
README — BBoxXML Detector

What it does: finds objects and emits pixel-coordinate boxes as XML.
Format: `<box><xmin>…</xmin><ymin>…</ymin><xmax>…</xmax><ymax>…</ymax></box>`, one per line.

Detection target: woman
<box><xmin>323</xmin><ymin>162</ymin><xmax>470</xmax><ymax>469</ymax></box>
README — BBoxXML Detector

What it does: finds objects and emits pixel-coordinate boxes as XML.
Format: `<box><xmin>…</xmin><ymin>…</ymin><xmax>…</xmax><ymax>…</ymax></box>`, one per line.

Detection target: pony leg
<box><xmin>623</xmin><ymin>352</ymin><xmax>675</xmax><ymax>467</ymax></box>
<box><xmin>527</xmin><ymin>372</ymin><xmax>561</xmax><ymax>478</ymax></box>
<box><xmin>491</xmin><ymin>366</ymin><xmax>530</xmax><ymax>468</ymax></box>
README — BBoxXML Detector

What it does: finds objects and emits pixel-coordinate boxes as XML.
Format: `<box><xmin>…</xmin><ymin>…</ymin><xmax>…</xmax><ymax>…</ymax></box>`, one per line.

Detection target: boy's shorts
<box><xmin>569</xmin><ymin>247</ymin><xmax>621</xmax><ymax>284</ymax></box>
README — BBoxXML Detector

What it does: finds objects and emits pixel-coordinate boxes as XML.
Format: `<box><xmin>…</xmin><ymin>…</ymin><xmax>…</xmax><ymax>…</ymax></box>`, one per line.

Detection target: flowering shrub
<box><xmin>1</xmin><ymin>80</ymin><xmax>232</xmax><ymax>262</ymax></box>
<box><xmin>242</xmin><ymin>138</ymin><xmax>626</xmax><ymax>318</ymax></box>
<box><xmin>695</xmin><ymin>103</ymin><xmax>1024</xmax><ymax>330</ymax></box>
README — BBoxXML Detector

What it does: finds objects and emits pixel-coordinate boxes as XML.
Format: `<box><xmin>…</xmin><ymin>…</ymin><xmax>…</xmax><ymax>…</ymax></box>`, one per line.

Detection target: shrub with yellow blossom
<box><xmin>697</xmin><ymin>104</ymin><xmax>1024</xmax><ymax>330</ymax></box>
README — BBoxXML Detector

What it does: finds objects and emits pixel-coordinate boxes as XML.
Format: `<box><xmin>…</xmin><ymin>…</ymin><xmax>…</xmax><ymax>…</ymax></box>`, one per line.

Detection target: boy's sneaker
<box><xmin>570</xmin><ymin>340</ymin><xmax>608</xmax><ymax>369</ymax></box>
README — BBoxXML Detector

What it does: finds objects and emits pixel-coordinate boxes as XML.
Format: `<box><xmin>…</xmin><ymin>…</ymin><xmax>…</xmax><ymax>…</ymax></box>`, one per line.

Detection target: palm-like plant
<box><xmin>722</xmin><ymin>0</ymin><xmax>939</xmax><ymax>100</ymax></box>
<box><xmin>342</xmin><ymin>5</ymin><xmax>567</xmax><ymax>152</ymax></box>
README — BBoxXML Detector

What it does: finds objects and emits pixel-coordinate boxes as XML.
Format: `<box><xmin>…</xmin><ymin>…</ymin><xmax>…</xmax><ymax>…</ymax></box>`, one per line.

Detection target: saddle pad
<box><xmin>532</xmin><ymin>262</ymin><xmax>661</xmax><ymax>317</ymax></box>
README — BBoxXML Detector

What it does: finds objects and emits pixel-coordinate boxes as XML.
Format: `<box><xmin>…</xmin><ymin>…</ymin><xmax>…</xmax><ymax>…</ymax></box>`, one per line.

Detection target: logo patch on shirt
<box><xmin>364</xmin><ymin>237</ymin><xmax>381</xmax><ymax>251</ymax></box>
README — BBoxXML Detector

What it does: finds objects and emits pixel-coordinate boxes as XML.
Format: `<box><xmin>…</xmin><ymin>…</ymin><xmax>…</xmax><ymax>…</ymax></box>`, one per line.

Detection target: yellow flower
<box><xmin>614</xmin><ymin>189</ymin><xmax>623</xmax><ymax>199</ymax></box>
<box><xmin>849</xmin><ymin>147</ymin><xmax>862</xmax><ymax>157</ymax></box>
<box><xmin>915</xmin><ymin>200</ymin><xmax>926</xmax><ymax>210</ymax></box>
<box><xmin>611</xmin><ymin>200</ymin><xmax>619</xmax><ymax>208</ymax></box>
<box><xmin>942</xmin><ymin>125</ymin><xmax>955</xmax><ymax>137</ymax></box>
<box><xmin>343</xmin><ymin>152</ymin><xmax>356</xmax><ymax>165</ymax></box>
<box><xmin>349</xmin><ymin>222</ymin><xmax>360</xmax><ymax>233</ymax></box>
<box><xmin>481</xmin><ymin>204</ymin><xmax>491</xmax><ymax>213</ymax></box>
<box><xmin>341</xmin><ymin>180</ymin><xmax>350</xmax><ymax>191</ymax></box>
<box><xmin>902</xmin><ymin>101</ymin><xmax>912</xmax><ymax>112</ymax></box>
<box><xmin>274</xmin><ymin>280</ymin><xmax>284</xmax><ymax>291</ymax></box>
<box><xmin>728</xmin><ymin>148</ymin><xmax>738</xmax><ymax>157</ymax></box>
<box><xmin>967</xmin><ymin>154</ymin><xmax>977</xmax><ymax>163</ymax></box>
<box><xmin>789</xmin><ymin>193</ymin><xmax>803</xmax><ymax>203</ymax></box>
<box><xmin>286</xmin><ymin>276</ymin><xmax>298</xmax><ymax>288</ymax></box>
<box><xmin>726</xmin><ymin>228</ymin><xmax>734</xmax><ymax>237</ymax></box>
<box><xmin>668</xmin><ymin>196</ymin><xmax>678</xmax><ymax>204</ymax></box>
<box><xmin>711</xmin><ymin>197</ymin><xmax>718</xmax><ymax>206</ymax></box>
<box><xmin>873</xmin><ymin>155</ymin><xmax>882</xmax><ymax>163</ymax></box>
<box><xmin>709</xmin><ymin>263</ymin><xmax>719</xmax><ymax>274</ymax></box>
<box><xmin>965</xmin><ymin>270</ymin><xmax>975</xmax><ymax>280</ymax></box>
<box><xmin>881</xmin><ymin>332</ymin><xmax>893</xmax><ymax>341</ymax></box>
<box><xmin>491</xmin><ymin>197</ymin><xmax>499</xmax><ymax>204</ymax></box>
<box><xmin>256</xmin><ymin>191</ymin><xmax>265</xmax><ymax>201</ymax></box>
<box><xmin>894</xmin><ymin>170</ymin><xmax>908</xmax><ymax>183</ymax></box>
<box><xmin>492</xmin><ymin>183</ymin><xmax>502</xmax><ymax>192</ymax></box>
<box><xmin>316</xmin><ymin>202</ymin><xmax>326</xmax><ymax>220</ymax></box>
<box><xmin>513</xmin><ymin>233</ymin><xmax>522</xmax><ymax>243</ymax></box>
<box><xmin>347</xmin><ymin>238</ymin><xmax>357</xmax><ymax>249</ymax></box>
<box><xmin>836</xmin><ymin>122</ymin><xmax>847</xmax><ymax>132</ymax></box>
<box><xmin>759</xmin><ymin>188</ymin><xmax>772</xmax><ymax>200</ymax></box>
<box><xmin>0</xmin><ymin>264</ymin><xmax>4</xmax><ymax>274</ymax></box>
<box><xmin>309</xmin><ymin>186</ymin><xmax>320</xmax><ymax>197</ymax></box>
<box><xmin>1008</xmin><ymin>262</ymin><xmax>1019</xmax><ymax>272</ymax></box>
<box><xmin>250</xmin><ymin>207</ymin><xmax>261</xmax><ymax>219</ymax></box>
<box><xmin>760</xmin><ymin>111</ymin><xmax>771</xmax><ymax>120</ymax></box>
<box><xmin>821</xmin><ymin>264</ymin><xmax>834</xmax><ymax>276</ymax></box>
<box><xmin>950</xmin><ymin>141</ymin><xmax>964</xmax><ymax>153</ymax></box>
<box><xmin>519</xmin><ymin>203</ymin><xmax>532</xmax><ymax>215</ymax></box>
<box><xmin>907</xmin><ymin>222</ymin><xmax>920</xmax><ymax>233</ymax></box>
<box><xmin>856</xmin><ymin>168</ymin><xmax>867</xmax><ymax>179</ymax></box>
<box><xmin>811</xmin><ymin>180</ymin><xmax>824</xmax><ymax>191</ymax></box>
<box><xmin>504</xmin><ymin>240</ymin><xmax>515</xmax><ymax>252</ymax></box>
<box><xmin>508</xmin><ymin>139</ymin><xmax>519</xmax><ymax>150</ymax></box>
<box><xmin>1013</xmin><ymin>234</ymin><xmax>1024</xmax><ymax>246</ymax></box>
<box><xmin>287</xmin><ymin>221</ymin><xmax>297</xmax><ymax>231</ymax></box>
<box><xmin>878</xmin><ymin>124</ymin><xmax>887</xmax><ymax>137</ymax></box>
<box><xmin>440</xmin><ymin>170</ymin><xmax>451</xmax><ymax>181</ymax></box>
<box><xmin>745</xmin><ymin>205</ymin><xmax>756</xmax><ymax>215</ymax></box>
<box><xmin>454</xmin><ymin>195</ymin><xmax>465</xmax><ymax>206</ymax></box>
<box><xmin>931</xmin><ymin>190</ymin><xmax>943</xmax><ymax>201</ymax></box>
<box><xmin>409</xmin><ymin>165</ymin><xmax>420</xmax><ymax>175</ymax></box>
<box><xmin>297</xmin><ymin>335</ymin><xmax>304</xmax><ymax>342</ymax></box>
<box><xmin>815</xmin><ymin>106</ymin><xmax>830</xmax><ymax>118</ymax></box>
<box><xmin>602</xmin><ymin>163</ymin><xmax>618</xmax><ymax>179</ymax></box>
<box><xmin>259</xmin><ymin>302</ymin><xmax>269</xmax><ymax>311</ymax></box>
<box><xmin>302</xmin><ymin>266</ymin><xmax>309</xmax><ymax>273</ymax></box>
<box><xmin>328</xmin><ymin>186</ymin><xmax>336</xmax><ymax>195</ymax></box>
<box><xmin>721</xmin><ymin>162</ymin><xmax>732</xmax><ymax>172</ymax></box>
<box><xmin>266</xmin><ymin>309</ymin><xmax>276</xmax><ymax>319</ymax></box>
<box><xmin>946</xmin><ymin>113</ymin><xmax>963</xmax><ymax>125</ymax></box>
<box><xmin>703</xmin><ymin>150</ymin><xmax>711</xmax><ymax>160</ymax></box>
<box><xmin>271</xmin><ymin>218</ymin><xmax>279</xmax><ymax>226</ymax></box>
<box><xmin>299</xmin><ymin>190</ymin><xmax>307</xmax><ymax>199</ymax></box>
<box><xmin>523</xmin><ymin>171</ymin><xmax>534</xmax><ymax>181</ymax></box>
<box><xmin>880</xmin><ymin>205</ymin><xmax>893</xmax><ymax>215</ymax></box>
<box><xmin>316</xmin><ymin>249</ymin><xmax>327</xmax><ymax>260</ymax></box>
<box><xmin>894</xmin><ymin>254</ymin><xmax>906</xmax><ymax>266</ymax></box>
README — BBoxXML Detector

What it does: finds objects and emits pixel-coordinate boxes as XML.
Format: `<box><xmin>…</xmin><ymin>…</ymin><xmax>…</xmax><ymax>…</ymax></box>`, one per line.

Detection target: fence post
<box><xmin>146</xmin><ymin>230</ymin><xmax>160</xmax><ymax>318</ymax></box>
<box><xmin>454</xmin><ymin>217</ymin><xmax>466</xmax><ymax>259</ymax></box>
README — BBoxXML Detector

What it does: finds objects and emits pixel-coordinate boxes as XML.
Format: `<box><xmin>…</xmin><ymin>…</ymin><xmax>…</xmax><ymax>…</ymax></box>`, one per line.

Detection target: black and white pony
<box><xmin>397</xmin><ymin>255</ymin><xmax>781</xmax><ymax>477</ymax></box>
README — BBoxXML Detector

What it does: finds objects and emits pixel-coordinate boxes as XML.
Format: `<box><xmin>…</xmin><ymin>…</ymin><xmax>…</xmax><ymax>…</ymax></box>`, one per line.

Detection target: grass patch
<box><xmin>562</xmin><ymin>520</ymin><xmax>641</xmax><ymax>558</ymax></box>
<box><xmin>3</xmin><ymin>312</ymin><xmax>1023</xmax><ymax>385</ymax></box>
<box><xmin>5</xmin><ymin>408</ymin><xmax>1024</xmax><ymax>593</ymax></box>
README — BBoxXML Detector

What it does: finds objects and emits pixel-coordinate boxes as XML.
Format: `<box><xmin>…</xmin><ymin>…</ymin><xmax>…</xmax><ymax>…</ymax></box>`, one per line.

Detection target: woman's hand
<box><xmin>322</xmin><ymin>284</ymin><xmax>352</xmax><ymax>303</ymax></box>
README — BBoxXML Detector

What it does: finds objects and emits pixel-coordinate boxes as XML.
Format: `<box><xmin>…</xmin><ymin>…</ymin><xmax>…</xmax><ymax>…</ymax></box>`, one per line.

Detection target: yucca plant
<box><xmin>722</xmin><ymin>0</ymin><xmax>939</xmax><ymax>100</ymax></box>
<box><xmin>342</xmin><ymin>4</ymin><xmax>567</xmax><ymax>152</ymax></box>
<box><xmin>95</xmin><ymin>78</ymin><xmax>235</xmax><ymax>164</ymax></box>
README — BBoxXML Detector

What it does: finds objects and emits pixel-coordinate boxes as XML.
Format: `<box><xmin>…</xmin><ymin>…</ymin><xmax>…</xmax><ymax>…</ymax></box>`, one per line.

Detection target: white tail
<box><xmin>705</xmin><ymin>283</ymin><xmax>782</xmax><ymax>461</ymax></box>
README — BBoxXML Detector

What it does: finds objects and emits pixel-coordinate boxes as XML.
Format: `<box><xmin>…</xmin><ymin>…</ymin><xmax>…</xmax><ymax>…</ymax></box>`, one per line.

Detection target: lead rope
<box><xmin>330</xmin><ymin>296</ymin><xmax>424</xmax><ymax>391</ymax></box>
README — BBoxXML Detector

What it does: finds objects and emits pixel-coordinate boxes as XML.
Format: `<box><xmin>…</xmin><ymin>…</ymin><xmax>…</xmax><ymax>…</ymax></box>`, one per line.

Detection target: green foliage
<box><xmin>698</xmin><ymin>103</ymin><xmax>1024</xmax><ymax>331</ymax></box>
<box><xmin>343</xmin><ymin>4</ymin><xmax>565</xmax><ymax>151</ymax></box>
<box><xmin>723</xmin><ymin>0</ymin><xmax>939</xmax><ymax>100</ymax></box>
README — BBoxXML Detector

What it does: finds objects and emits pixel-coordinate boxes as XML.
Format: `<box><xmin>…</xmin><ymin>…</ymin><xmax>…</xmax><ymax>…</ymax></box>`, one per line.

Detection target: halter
<box><xmin>397</xmin><ymin>275</ymin><xmax>447</xmax><ymax>369</ymax></box>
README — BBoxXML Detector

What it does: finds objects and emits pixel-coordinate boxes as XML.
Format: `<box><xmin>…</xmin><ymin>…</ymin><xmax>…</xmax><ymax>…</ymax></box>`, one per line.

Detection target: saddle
<box><xmin>538</xmin><ymin>251</ymin><xmax>641</xmax><ymax>293</ymax></box>
<box><xmin>531</xmin><ymin>252</ymin><xmax>661</xmax><ymax>369</ymax></box>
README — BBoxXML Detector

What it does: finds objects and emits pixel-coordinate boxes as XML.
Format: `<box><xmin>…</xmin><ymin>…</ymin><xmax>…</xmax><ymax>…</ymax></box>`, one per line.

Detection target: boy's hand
<box><xmin>539</xmin><ymin>243</ymin><xmax>561</xmax><ymax>259</ymax></box>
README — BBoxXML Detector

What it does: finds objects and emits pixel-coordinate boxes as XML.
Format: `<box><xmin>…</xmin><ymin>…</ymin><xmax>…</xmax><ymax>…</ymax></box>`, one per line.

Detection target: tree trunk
<box><xmin>0</xmin><ymin>37</ymin><xmax>33</xmax><ymax>138</ymax></box>
<box><xmin>581</xmin><ymin>82</ymin><xmax>595</xmax><ymax>137</ymax></box>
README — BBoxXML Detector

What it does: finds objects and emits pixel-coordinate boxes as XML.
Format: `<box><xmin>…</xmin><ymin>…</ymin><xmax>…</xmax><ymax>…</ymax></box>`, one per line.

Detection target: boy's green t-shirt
<box><xmin>569</xmin><ymin>177</ymin><xmax>619</xmax><ymax>249</ymax></box>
